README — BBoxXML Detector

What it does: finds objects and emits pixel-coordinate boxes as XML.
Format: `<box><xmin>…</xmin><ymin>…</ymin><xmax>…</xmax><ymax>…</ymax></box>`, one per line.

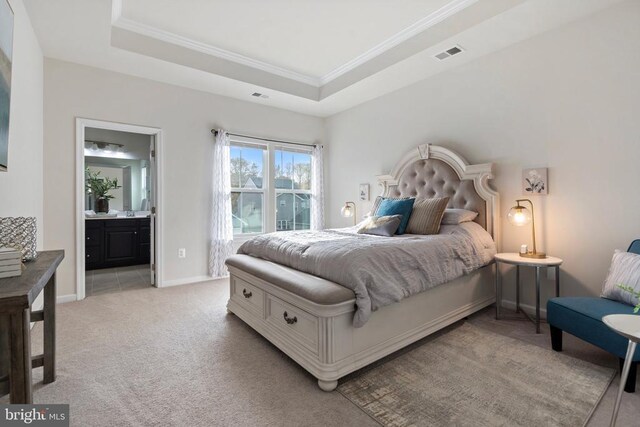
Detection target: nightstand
<box><xmin>494</xmin><ymin>253</ymin><xmax>563</xmax><ymax>333</ymax></box>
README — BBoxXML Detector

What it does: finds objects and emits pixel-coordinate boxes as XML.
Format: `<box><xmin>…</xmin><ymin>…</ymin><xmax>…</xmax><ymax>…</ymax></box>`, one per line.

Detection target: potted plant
<box><xmin>617</xmin><ymin>284</ymin><xmax>640</xmax><ymax>313</ymax></box>
<box><xmin>85</xmin><ymin>168</ymin><xmax>121</xmax><ymax>213</ymax></box>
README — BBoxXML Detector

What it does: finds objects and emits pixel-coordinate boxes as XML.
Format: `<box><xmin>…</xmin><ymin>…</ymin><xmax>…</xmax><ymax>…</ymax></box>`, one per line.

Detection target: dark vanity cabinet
<box><xmin>85</xmin><ymin>218</ymin><xmax>151</xmax><ymax>270</ymax></box>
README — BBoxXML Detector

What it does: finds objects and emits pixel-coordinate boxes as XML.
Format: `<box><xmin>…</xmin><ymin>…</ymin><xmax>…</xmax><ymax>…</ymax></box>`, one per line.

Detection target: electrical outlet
<box><xmin>178</xmin><ymin>248</ymin><xmax>186</xmax><ymax>258</ymax></box>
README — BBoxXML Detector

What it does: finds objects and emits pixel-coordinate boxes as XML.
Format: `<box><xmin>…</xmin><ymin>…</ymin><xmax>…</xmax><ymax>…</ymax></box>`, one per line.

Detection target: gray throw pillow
<box><xmin>357</xmin><ymin>215</ymin><xmax>403</xmax><ymax>237</ymax></box>
<box><xmin>441</xmin><ymin>209</ymin><xmax>478</xmax><ymax>225</ymax></box>
<box><xmin>405</xmin><ymin>197</ymin><xmax>450</xmax><ymax>235</ymax></box>
<box><xmin>601</xmin><ymin>250</ymin><xmax>640</xmax><ymax>307</ymax></box>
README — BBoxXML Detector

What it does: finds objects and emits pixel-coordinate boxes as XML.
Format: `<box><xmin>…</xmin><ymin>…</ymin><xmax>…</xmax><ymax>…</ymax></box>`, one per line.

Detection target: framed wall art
<box><xmin>523</xmin><ymin>168</ymin><xmax>548</xmax><ymax>195</ymax></box>
<box><xmin>0</xmin><ymin>0</ymin><xmax>14</xmax><ymax>172</ymax></box>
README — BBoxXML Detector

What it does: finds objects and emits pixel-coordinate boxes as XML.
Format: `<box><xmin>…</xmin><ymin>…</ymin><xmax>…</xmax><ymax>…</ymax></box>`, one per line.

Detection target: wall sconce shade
<box><xmin>508</xmin><ymin>199</ymin><xmax>545</xmax><ymax>259</ymax></box>
<box><xmin>341</xmin><ymin>201</ymin><xmax>357</xmax><ymax>225</ymax></box>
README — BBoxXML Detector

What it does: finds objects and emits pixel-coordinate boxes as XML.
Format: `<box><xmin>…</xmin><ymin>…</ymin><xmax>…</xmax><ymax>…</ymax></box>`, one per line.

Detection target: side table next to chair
<box><xmin>603</xmin><ymin>314</ymin><xmax>640</xmax><ymax>427</ymax></box>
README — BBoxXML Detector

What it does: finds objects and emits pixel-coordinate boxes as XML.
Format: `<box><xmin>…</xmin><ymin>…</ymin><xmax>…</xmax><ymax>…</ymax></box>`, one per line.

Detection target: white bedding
<box><xmin>237</xmin><ymin>222</ymin><xmax>496</xmax><ymax>327</ymax></box>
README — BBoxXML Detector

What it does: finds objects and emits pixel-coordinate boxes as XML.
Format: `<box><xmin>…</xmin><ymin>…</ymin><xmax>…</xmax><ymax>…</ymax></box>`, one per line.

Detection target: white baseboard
<box><xmin>500</xmin><ymin>298</ymin><xmax>547</xmax><ymax>319</ymax></box>
<box><xmin>57</xmin><ymin>294</ymin><xmax>77</xmax><ymax>304</ymax></box>
<box><xmin>56</xmin><ymin>277</ymin><xmax>220</xmax><ymax>302</ymax></box>
<box><xmin>161</xmin><ymin>275</ymin><xmax>215</xmax><ymax>288</ymax></box>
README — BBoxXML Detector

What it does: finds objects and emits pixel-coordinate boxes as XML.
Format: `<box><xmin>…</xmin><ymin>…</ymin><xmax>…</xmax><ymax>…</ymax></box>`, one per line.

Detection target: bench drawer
<box><xmin>230</xmin><ymin>276</ymin><xmax>264</xmax><ymax>317</ymax></box>
<box><xmin>266</xmin><ymin>295</ymin><xmax>318</xmax><ymax>354</ymax></box>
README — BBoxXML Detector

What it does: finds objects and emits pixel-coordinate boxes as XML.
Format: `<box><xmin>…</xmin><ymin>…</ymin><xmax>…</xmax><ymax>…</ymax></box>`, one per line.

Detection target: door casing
<box><xmin>76</xmin><ymin>118</ymin><xmax>164</xmax><ymax>300</ymax></box>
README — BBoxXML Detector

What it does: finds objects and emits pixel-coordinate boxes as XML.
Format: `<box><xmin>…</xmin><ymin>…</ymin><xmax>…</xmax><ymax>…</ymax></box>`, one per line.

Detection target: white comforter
<box><xmin>237</xmin><ymin>222</ymin><xmax>496</xmax><ymax>327</ymax></box>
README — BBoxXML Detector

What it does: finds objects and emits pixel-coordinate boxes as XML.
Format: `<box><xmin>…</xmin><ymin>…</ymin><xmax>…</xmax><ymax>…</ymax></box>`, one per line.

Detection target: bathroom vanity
<box><xmin>85</xmin><ymin>217</ymin><xmax>151</xmax><ymax>270</ymax></box>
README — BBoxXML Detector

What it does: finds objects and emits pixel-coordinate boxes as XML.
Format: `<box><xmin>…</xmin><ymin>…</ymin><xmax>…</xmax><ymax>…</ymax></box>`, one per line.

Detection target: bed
<box><xmin>225</xmin><ymin>143</ymin><xmax>500</xmax><ymax>391</ymax></box>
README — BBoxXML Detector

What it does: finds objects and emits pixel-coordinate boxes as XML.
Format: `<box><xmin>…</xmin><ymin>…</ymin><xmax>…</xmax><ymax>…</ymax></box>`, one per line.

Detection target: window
<box><xmin>230</xmin><ymin>140</ymin><xmax>313</xmax><ymax>236</ymax></box>
<box><xmin>274</xmin><ymin>149</ymin><xmax>312</xmax><ymax>231</ymax></box>
<box><xmin>230</xmin><ymin>145</ymin><xmax>265</xmax><ymax>234</ymax></box>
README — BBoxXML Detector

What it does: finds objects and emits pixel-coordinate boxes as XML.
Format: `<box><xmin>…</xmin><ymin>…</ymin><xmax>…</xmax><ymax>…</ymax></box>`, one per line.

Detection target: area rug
<box><xmin>338</xmin><ymin>323</ymin><xmax>615</xmax><ymax>427</ymax></box>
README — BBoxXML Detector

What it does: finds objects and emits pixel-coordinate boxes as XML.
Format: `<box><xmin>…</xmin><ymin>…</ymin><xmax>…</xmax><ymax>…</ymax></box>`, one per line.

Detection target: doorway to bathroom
<box><xmin>76</xmin><ymin>119</ymin><xmax>163</xmax><ymax>300</ymax></box>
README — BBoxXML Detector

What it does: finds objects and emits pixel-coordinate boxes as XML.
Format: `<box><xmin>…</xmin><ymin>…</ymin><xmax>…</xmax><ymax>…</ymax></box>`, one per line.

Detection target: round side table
<box><xmin>494</xmin><ymin>253</ymin><xmax>563</xmax><ymax>333</ymax></box>
<box><xmin>603</xmin><ymin>314</ymin><xmax>640</xmax><ymax>427</ymax></box>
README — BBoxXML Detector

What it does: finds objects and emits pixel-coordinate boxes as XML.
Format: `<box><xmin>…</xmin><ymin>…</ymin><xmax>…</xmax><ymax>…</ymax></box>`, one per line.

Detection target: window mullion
<box><xmin>293</xmin><ymin>194</ymin><xmax>297</xmax><ymax>230</ymax></box>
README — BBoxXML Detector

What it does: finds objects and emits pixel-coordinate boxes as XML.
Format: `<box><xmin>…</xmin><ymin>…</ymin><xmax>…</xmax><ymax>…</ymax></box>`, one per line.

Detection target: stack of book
<box><xmin>0</xmin><ymin>247</ymin><xmax>22</xmax><ymax>279</ymax></box>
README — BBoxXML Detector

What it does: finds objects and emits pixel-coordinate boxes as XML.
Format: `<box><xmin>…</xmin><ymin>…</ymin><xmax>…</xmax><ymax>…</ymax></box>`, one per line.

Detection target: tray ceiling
<box><xmin>120</xmin><ymin>0</ymin><xmax>456</xmax><ymax>79</ymax></box>
<box><xmin>25</xmin><ymin>0</ymin><xmax>624</xmax><ymax>117</ymax></box>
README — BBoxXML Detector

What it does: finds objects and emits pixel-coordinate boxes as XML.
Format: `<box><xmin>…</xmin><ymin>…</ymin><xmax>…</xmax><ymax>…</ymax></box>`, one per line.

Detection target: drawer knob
<box><xmin>283</xmin><ymin>311</ymin><xmax>297</xmax><ymax>325</ymax></box>
<box><xmin>86</xmin><ymin>237</ymin><xmax>90</xmax><ymax>240</ymax></box>
<box><xmin>242</xmin><ymin>289</ymin><xmax>252</xmax><ymax>298</ymax></box>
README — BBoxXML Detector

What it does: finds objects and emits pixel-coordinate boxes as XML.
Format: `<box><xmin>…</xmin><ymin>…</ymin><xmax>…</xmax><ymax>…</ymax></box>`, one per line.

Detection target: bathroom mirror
<box><xmin>84</xmin><ymin>128</ymin><xmax>151</xmax><ymax>215</ymax></box>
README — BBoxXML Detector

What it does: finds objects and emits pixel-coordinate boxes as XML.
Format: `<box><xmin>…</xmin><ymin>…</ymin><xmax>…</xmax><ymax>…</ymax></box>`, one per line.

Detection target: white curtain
<box><xmin>209</xmin><ymin>129</ymin><xmax>234</xmax><ymax>278</ymax></box>
<box><xmin>311</xmin><ymin>144</ymin><xmax>325</xmax><ymax>230</ymax></box>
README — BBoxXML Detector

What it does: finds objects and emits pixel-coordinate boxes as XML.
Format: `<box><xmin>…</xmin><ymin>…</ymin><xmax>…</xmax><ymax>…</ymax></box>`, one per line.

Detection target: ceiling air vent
<box><xmin>434</xmin><ymin>45</ymin><xmax>464</xmax><ymax>61</ymax></box>
<box><xmin>251</xmin><ymin>92</ymin><xmax>270</xmax><ymax>99</ymax></box>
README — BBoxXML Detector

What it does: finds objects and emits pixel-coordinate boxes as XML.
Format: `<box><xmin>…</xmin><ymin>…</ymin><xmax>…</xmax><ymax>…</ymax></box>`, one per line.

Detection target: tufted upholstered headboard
<box><xmin>377</xmin><ymin>144</ymin><xmax>499</xmax><ymax>242</ymax></box>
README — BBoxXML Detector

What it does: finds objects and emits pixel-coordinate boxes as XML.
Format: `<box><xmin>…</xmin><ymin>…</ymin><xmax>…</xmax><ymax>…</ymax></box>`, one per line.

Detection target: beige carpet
<box><xmin>338</xmin><ymin>323</ymin><xmax>615</xmax><ymax>427</ymax></box>
<box><xmin>1</xmin><ymin>281</ymin><xmax>376</xmax><ymax>427</ymax></box>
<box><xmin>1</xmin><ymin>280</ymin><xmax>637</xmax><ymax>426</ymax></box>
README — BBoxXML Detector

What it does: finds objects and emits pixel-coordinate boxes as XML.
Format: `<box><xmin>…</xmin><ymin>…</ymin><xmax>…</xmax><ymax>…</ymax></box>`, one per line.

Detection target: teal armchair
<box><xmin>547</xmin><ymin>240</ymin><xmax>640</xmax><ymax>393</ymax></box>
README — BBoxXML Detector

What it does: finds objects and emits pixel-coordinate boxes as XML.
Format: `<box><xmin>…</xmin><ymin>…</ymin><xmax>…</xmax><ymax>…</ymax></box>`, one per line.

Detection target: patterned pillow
<box><xmin>601</xmin><ymin>250</ymin><xmax>640</xmax><ymax>307</ymax></box>
<box><xmin>357</xmin><ymin>215</ymin><xmax>403</xmax><ymax>237</ymax></box>
<box><xmin>405</xmin><ymin>197</ymin><xmax>450</xmax><ymax>235</ymax></box>
<box><xmin>376</xmin><ymin>198</ymin><xmax>415</xmax><ymax>235</ymax></box>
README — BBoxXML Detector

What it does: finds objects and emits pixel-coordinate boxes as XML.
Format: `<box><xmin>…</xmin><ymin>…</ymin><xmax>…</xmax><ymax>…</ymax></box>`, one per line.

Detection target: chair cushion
<box><xmin>547</xmin><ymin>297</ymin><xmax>640</xmax><ymax>360</ymax></box>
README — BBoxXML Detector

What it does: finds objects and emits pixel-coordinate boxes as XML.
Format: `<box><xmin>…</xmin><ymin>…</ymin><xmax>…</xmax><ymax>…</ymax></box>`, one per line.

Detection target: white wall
<box><xmin>0</xmin><ymin>0</ymin><xmax>43</xmax><ymax>310</ymax></box>
<box><xmin>0</xmin><ymin>0</ymin><xmax>43</xmax><ymax>246</ymax></box>
<box><xmin>325</xmin><ymin>1</ymin><xmax>640</xmax><ymax>309</ymax></box>
<box><xmin>43</xmin><ymin>59</ymin><xmax>324</xmax><ymax>298</ymax></box>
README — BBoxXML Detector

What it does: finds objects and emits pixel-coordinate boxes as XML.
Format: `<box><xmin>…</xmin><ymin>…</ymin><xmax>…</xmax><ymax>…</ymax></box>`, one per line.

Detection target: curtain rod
<box><xmin>211</xmin><ymin>129</ymin><xmax>318</xmax><ymax>148</ymax></box>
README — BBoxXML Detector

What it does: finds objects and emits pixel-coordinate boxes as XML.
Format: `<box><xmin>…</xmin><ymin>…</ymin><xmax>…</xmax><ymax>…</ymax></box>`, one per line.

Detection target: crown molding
<box><xmin>110</xmin><ymin>0</ymin><xmax>476</xmax><ymax>88</ymax></box>
<box><xmin>319</xmin><ymin>0</ymin><xmax>478</xmax><ymax>85</ymax></box>
<box><xmin>112</xmin><ymin>17</ymin><xmax>322</xmax><ymax>87</ymax></box>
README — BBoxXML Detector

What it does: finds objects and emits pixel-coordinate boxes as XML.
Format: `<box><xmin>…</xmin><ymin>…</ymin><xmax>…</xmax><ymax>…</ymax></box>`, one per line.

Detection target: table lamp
<box><xmin>507</xmin><ymin>199</ymin><xmax>546</xmax><ymax>259</ymax></box>
<box><xmin>341</xmin><ymin>201</ymin><xmax>357</xmax><ymax>225</ymax></box>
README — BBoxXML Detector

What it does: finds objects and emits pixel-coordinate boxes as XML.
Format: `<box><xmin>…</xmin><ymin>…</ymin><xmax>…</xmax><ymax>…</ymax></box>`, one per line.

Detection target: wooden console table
<box><xmin>0</xmin><ymin>250</ymin><xmax>64</xmax><ymax>403</ymax></box>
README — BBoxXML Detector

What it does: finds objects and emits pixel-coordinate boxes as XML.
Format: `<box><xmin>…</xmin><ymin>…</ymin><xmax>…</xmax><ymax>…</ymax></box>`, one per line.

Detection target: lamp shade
<box><xmin>507</xmin><ymin>199</ymin><xmax>545</xmax><ymax>258</ymax></box>
<box><xmin>341</xmin><ymin>203</ymin><xmax>354</xmax><ymax>218</ymax></box>
<box><xmin>508</xmin><ymin>205</ymin><xmax>532</xmax><ymax>226</ymax></box>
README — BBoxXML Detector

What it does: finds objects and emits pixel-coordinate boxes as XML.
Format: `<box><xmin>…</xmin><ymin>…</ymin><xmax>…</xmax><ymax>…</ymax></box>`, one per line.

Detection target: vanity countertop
<box><xmin>85</xmin><ymin>215</ymin><xmax>150</xmax><ymax>220</ymax></box>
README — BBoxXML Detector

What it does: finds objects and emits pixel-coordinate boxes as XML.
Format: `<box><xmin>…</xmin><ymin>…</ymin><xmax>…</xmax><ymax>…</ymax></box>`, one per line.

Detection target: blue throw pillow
<box><xmin>376</xmin><ymin>198</ymin><xmax>415</xmax><ymax>235</ymax></box>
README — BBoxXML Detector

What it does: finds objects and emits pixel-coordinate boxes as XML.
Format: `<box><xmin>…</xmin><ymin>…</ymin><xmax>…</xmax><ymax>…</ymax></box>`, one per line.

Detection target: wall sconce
<box><xmin>507</xmin><ymin>199</ymin><xmax>546</xmax><ymax>259</ymax></box>
<box><xmin>341</xmin><ymin>201</ymin><xmax>357</xmax><ymax>225</ymax></box>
